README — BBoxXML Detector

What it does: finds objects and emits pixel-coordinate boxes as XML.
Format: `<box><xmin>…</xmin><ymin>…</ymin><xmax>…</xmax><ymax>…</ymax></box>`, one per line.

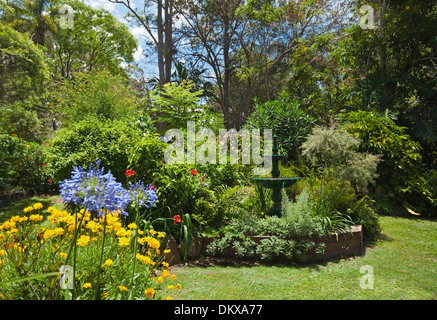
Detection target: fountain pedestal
<box><xmin>253</xmin><ymin>135</ymin><xmax>301</xmax><ymax>217</ymax></box>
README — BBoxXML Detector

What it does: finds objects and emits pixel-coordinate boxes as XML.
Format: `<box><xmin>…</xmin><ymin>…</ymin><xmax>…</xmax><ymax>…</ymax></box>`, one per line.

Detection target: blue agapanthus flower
<box><xmin>60</xmin><ymin>160</ymin><xmax>132</xmax><ymax>216</ymax></box>
<box><xmin>129</xmin><ymin>181</ymin><xmax>158</xmax><ymax>209</ymax></box>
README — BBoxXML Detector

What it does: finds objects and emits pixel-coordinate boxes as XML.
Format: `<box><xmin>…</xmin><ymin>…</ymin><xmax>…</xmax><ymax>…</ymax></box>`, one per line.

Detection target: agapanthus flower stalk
<box><xmin>59</xmin><ymin>160</ymin><xmax>132</xmax><ymax>216</ymax></box>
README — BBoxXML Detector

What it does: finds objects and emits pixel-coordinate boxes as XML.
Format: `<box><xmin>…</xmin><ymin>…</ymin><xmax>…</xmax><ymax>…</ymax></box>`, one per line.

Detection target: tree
<box><xmin>337</xmin><ymin>0</ymin><xmax>437</xmax><ymax>145</ymax></box>
<box><xmin>0</xmin><ymin>23</ymin><xmax>50</xmax><ymax>140</ymax></box>
<box><xmin>109</xmin><ymin>0</ymin><xmax>177</xmax><ymax>87</ymax></box>
<box><xmin>0</xmin><ymin>23</ymin><xmax>49</xmax><ymax>105</ymax></box>
<box><xmin>47</xmin><ymin>0</ymin><xmax>137</xmax><ymax>78</ymax></box>
<box><xmin>232</xmin><ymin>0</ymin><xmax>354</xmax><ymax>128</ymax></box>
<box><xmin>179</xmin><ymin>0</ymin><xmax>245</xmax><ymax>128</ymax></box>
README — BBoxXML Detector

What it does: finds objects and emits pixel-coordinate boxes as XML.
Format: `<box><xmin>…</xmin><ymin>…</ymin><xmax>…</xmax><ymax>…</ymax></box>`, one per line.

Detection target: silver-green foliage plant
<box><xmin>281</xmin><ymin>189</ymin><xmax>323</xmax><ymax>238</ymax></box>
<box><xmin>301</xmin><ymin>125</ymin><xmax>381</xmax><ymax>192</ymax></box>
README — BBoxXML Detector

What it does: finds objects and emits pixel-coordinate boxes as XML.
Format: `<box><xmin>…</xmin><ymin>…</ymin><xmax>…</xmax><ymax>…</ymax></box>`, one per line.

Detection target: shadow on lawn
<box><xmin>173</xmin><ymin>255</ymin><xmax>356</xmax><ymax>271</ymax></box>
<box><xmin>0</xmin><ymin>194</ymin><xmax>61</xmax><ymax>223</ymax></box>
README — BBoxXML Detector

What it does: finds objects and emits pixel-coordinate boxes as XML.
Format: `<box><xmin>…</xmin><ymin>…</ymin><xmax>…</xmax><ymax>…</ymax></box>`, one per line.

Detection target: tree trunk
<box><xmin>157</xmin><ymin>0</ymin><xmax>165</xmax><ymax>88</ymax></box>
<box><xmin>164</xmin><ymin>0</ymin><xmax>173</xmax><ymax>84</ymax></box>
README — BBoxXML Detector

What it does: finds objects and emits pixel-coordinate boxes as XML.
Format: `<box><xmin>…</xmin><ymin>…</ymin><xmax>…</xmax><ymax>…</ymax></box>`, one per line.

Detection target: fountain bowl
<box><xmin>253</xmin><ymin>177</ymin><xmax>301</xmax><ymax>189</ymax></box>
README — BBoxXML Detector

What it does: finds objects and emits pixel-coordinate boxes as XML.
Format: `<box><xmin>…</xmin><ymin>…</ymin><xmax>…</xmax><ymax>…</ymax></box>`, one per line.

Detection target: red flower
<box><xmin>149</xmin><ymin>185</ymin><xmax>156</xmax><ymax>190</ymax></box>
<box><xmin>173</xmin><ymin>215</ymin><xmax>181</xmax><ymax>224</ymax></box>
<box><xmin>190</xmin><ymin>168</ymin><xmax>198</xmax><ymax>176</ymax></box>
<box><xmin>47</xmin><ymin>179</ymin><xmax>52</xmax><ymax>183</ymax></box>
<box><xmin>125</xmin><ymin>170</ymin><xmax>135</xmax><ymax>177</ymax></box>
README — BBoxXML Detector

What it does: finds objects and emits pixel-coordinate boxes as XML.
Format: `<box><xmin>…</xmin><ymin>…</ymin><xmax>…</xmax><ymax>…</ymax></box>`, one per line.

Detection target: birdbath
<box><xmin>253</xmin><ymin>135</ymin><xmax>301</xmax><ymax>217</ymax></box>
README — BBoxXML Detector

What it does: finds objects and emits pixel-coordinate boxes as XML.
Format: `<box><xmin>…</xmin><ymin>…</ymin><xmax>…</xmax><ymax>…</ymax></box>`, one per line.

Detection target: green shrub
<box><xmin>339</xmin><ymin>110</ymin><xmax>427</xmax><ymax>214</ymax></box>
<box><xmin>150</xmin><ymin>81</ymin><xmax>224</xmax><ymax>132</ymax></box>
<box><xmin>57</xmin><ymin>69</ymin><xmax>141</xmax><ymax>126</ymax></box>
<box><xmin>0</xmin><ymin>133</ymin><xmax>54</xmax><ymax>196</ymax></box>
<box><xmin>301</xmin><ymin>125</ymin><xmax>380</xmax><ymax>193</ymax></box>
<box><xmin>46</xmin><ymin>118</ymin><xmax>142</xmax><ymax>184</ymax></box>
<box><xmin>205</xmin><ymin>219</ymin><xmax>323</xmax><ymax>263</ymax></box>
<box><xmin>307</xmin><ymin>175</ymin><xmax>380</xmax><ymax>240</ymax></box>
<box><xmin>0</xmin><ymin>104</ymin><xmax>43</xmax><ymax>142</ymax></box>
<box><xmin>245</xmin><ymin>91</ymin><xmax>314</xmax><ymax>160</ymax></box>
<box><xmin>192</xmin><ymin>186</ymin><xmax>254</xmax><ymax>234</ymax></box>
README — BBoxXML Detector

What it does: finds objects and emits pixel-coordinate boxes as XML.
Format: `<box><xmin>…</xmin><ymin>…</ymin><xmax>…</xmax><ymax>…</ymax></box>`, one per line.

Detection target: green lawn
<box><xmin>170</xmin><ymin>216</ymin><xmax>437</xmax><ymax>300</ymax></box>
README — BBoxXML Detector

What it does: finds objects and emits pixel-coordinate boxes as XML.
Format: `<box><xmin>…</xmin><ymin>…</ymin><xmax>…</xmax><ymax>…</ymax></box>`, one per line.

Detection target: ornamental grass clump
<box><xmin>0</xmin><ymin>161</ymin><xmax>181</xmax><ymax>300</ymax></box>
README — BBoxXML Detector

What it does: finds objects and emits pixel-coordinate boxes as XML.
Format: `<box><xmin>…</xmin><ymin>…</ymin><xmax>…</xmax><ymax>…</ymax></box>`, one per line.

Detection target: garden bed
<box><xmin>199</xmin><ymin>225</ymin><xmax>364</xmax><ymax>263</ymax></box>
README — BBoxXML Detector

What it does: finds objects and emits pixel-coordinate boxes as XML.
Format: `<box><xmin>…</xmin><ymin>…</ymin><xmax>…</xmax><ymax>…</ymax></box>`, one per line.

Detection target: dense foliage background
<box><xmin>1</xmin><ymin>0</ymin><xmax>436</xmax><ymax>220</ymax></box>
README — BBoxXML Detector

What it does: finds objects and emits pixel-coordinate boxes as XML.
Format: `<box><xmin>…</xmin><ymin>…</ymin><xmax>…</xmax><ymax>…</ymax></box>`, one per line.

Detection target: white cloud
<box><xmin>130</xmin><ymin>26</ymin><xmax>145</xmax><ymax>37</ymax></box>
<box><xmin>84</xmin><ymin>0</ymin><xmax>116</xmax><ymax>12</ymax></box>
<box><xmin>133</xmin><ymin>46</ymin><xmax>144</xmax><ymax>62</ymax></box>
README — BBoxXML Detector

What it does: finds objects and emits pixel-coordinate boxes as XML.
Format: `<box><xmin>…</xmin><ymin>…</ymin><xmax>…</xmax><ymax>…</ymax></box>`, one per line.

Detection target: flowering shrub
<box><xmin>0</xmin><ymin>162</ymin><xmax>181</xmax><ymax>300</ymax></box>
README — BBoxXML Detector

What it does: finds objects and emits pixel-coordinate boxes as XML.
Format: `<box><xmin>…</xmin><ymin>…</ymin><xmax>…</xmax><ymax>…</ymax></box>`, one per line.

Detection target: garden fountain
<box><xmin>253</xmin><ymin>135</ymin><xmax>301</xmax><ymax>217</ymax></box>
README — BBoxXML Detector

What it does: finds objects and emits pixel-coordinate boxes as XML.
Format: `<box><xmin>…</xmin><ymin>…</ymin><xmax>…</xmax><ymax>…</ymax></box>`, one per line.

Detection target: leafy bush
<box><xmin>0</xmin><ymin>104</ymin><xmax>43</xmax><ymax>142</ymax></box>
<box><xmin>192</xmin><ymin>185</ymin><xmax>254</xmax><ymax>235</ymax></box>
<box><xmin>205</xmin><ymin>219</ymin><xmax>324</xmax><ymax>263</ymax></box>
<box><xmin>245</xmin><ymin>91</ymin><xmax>314</xmax><ymax>160</ymax></box>
<box><xmin>307</xmin><ymin>175</ymin><xmax>380</xmax><ymax>240</ymax></box>
<box><xmin>281</xmin><ymin>189</ymin><xmax>323</xmax><ymax>238</ymax></box>
<box><xmin>57</xmin><ymin>69</ymin><xmax>141</xmax><ymax>126</ymax></box>
<box><xmin>339</xmin><ymin>110</ymin><xmax>431</xmax><ymax>215</ymax></box>
<box><xmin>0</xmin><ymin>133</ymin><xmax>54</xmax><ymax>196</ymax></box>
<box><xmin>301</xmin><ymin>125</ymin><xmax>380</xmax><ymax>193</ymax></box>
<box><xmin>45</xmin><ymin>118</ymin><xmax>142</xmax><ymax>184</ymax></box>
<box><xmin>150</xmin><ymin>80</ymin><xmax>223</xmax><ymax>131</ymax></box>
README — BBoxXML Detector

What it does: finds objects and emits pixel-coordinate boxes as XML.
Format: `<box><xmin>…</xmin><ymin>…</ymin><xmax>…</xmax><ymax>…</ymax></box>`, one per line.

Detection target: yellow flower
<box><xmin>102</xmin><ymin>259</ymin><xmax>113</xmax><ymax>267</ymax></box>
<box><xmin>128</xmin><ymin>223</ymin><xmax>137</xmax><ymax>230</ymax></box>
<box><xmin>149</xmin><ymin>229</ymin><xmax>157</xmax><ymax>235</ymax></box>
<box><xmin>165</xmin><ymin>296</ymin><xmax>173</xmax><ymax>300</ymax></box>
<box><xmin>47</xmin><ymin>206</ymin><xmax>56</xmax><ymax>214</ymax></box>
<box><xmin>77</xmin><ymin>235</ymin><xmax>90</xmax><ymax>246</ymax></box>
<box><xmin>118</xmin><ymin>237</ymin><xmax>130</xmax><ymax>247</ymax></box>
<box><xmin>53</xmin><ymin>227</ymin><xmax>64</xmax><ymax>236</ymax></box>
<box><xmin>168</xmin><ymin>285</ymin><xmax>175</xmax><ymax>290</ymax></box>
<box><xmin>157</xmin><ymin>232</ymin><xmax>165</xmax><ymax>238</ymax></box>
<box><xmin>0</xmin><ymin>250</ymin><xmax>6</xmax><ymax>256</ymax></box>
<box><xmin>136</xmin><ymin>253</ymin><xmax>155</xmax><ymax>266</ymax></box>
<box><xmin>406</xmin><ymin>5</ymin><xmax>410</xmax><ymax>10</ymax></box>
<box><xmin>29</xmin><ymin>214</ymin><xmax>44</xmax><ymax>222</ymax></box>
<box><xmin>176</xmin><ymin>283</ymin><xmax>182</xmax><ymax>290</ymax></box>
<box><xmin>162</xmin><ymin>269</ymin><xmax>170</xmax><ymax>279</ymax></box>
<box><xmin>23</xmin><ymin>206</ymin><xmax>34</xmax><ymax>213</ymax></box>
<box><xmin>83</xmin><ymin>283</ymin><xmax>92</xmax><ymax>289</ymax></box>
<box><xmin>162</xmin><ymin>262</ymin><xmax>169</xmax><ymax>268</ymax></box>
<box><xmin>33</xmin><ymin>203</ymin><xmax>43</xmax><ymax>210</ymax></box>
<box><xmin>86</xmin><ymin>221</ymin><xmax>102</xmax><ymax>233</ymax></box>
<box><xmin>116</xmin><ymin>228</ymin><xmax>128</xmax><ymax>237</ymax></box>
<box><xmin>6</xmin><ymin>228</ymin><xmax>18</xmax><ymax>235</ymax></box>
<box><xmin>59</xmin><ymin>252</ymin><xmax>68</xmax><ymax>259</ymax></box>
<box><xmin>138</xmin><ymin>230</ymin><xmax>144</xmax><ymax>235</ymax></box>
<box><xmin>145</xmin><ymin>236</ymin><xmax>160</xmax><ymax>250</ymax></box>
<box><xmin>10</xmin><ymin>215</ymin><xmax>28</xmax><ymax>223</ymax></box>
<box><xmin>145</xmin><ymin>288</ymin><xmax>155</xmax><ymax>298</ymax></box>
<box><xmin>171</xmin><ymin>274</ymin><xmax>177</xmax><ymax>280</ymax></box>
<box><xmin>157</xmin><ymin>276</ymin><xmax>163</xmax><ymax>283</ymax></box>
<box><xmin>164</xmin><ymin>249</ymin><xmax>171</xmax><ymax>254</ymax></box>
<box><xmin>43</xmin><ymin>229</ymin><xmax>55</xmax><ymax>240</ymax></box>
<box><xmin>119</xmin><ymin>286</ymin><xmax>128</xmax><ymax>292</ymax></box>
